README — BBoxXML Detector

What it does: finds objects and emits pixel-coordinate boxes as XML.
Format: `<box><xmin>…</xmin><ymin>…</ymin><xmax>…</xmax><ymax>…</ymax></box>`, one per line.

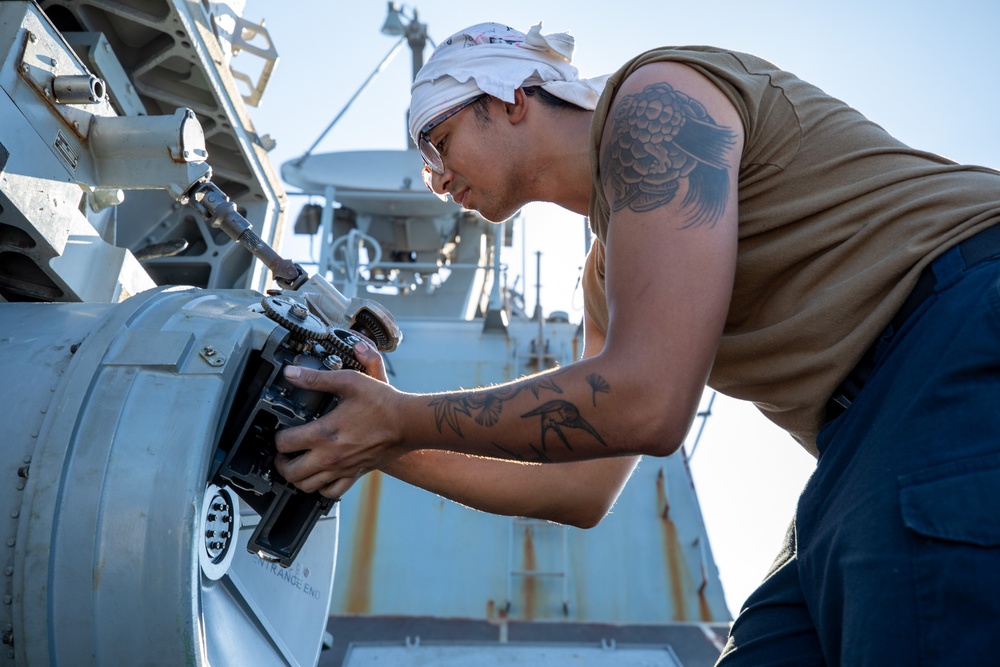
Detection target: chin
<box><xmin>476</xmin><ymin>202</ymin><xmax>522</xmax><ymax>224</ymax></box>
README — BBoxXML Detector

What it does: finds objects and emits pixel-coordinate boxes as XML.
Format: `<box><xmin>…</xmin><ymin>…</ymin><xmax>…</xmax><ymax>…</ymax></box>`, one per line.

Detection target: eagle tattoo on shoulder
<box><xmin>602</xmin><ymin>81</ymin><xmax>738</xmax><ymax>227</ymax></box>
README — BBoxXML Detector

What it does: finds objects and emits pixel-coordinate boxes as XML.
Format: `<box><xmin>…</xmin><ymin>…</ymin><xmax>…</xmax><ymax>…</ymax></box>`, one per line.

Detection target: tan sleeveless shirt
<box><xmin>583</xmin><ymin>47</ymin><xmax>1000</xmax><ymax>452</ymax></box>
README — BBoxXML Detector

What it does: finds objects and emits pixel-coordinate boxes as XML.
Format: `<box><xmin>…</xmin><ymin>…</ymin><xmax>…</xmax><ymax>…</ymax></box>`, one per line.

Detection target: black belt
<box><xmin>827</xmin><ymin>223</ymin><xmax>1000</xmax><ymax>419</ymax></box>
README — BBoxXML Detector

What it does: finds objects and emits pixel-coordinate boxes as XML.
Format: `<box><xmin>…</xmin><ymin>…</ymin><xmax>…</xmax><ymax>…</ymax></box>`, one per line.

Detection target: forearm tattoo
<box><xmin>602</xmin><ymin>81</ymin><xmax>737</xmax><ymax>227</ymax></box>
<box><xmin>428</xmin><ymin>374</ymin><xmax>611</xmax><ymax>461</ymax></box>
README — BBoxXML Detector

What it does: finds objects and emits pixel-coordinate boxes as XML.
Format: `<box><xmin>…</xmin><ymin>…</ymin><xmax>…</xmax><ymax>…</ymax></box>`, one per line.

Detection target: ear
<box><xmin>505</xmin><ymin>88</ymin><xmax>530</xmax><ymax>125</ymax></box>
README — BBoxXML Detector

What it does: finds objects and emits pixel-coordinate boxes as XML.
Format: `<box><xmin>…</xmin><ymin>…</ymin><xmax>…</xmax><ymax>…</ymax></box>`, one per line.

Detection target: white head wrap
<box><xmin>408</xmin><ymin>22</ymin><xmax>609</xmax><ymax>145</ymax></box>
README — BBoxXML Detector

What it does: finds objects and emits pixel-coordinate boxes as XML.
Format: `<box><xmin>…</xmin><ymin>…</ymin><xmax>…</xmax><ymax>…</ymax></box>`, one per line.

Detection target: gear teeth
<box><xmin>321</xmin><ymin>329</ymin><xmax>368</xmax><ymax>373</ymax></box>
<box><xmin>352</xmin><ymin>310</ymin><xmax>390</xmax><ymax>351</ymax></box>
<box><xmin>260</xmin><ymin>296</ymin><xmax>332</xmax><ymax>343</ymax></box>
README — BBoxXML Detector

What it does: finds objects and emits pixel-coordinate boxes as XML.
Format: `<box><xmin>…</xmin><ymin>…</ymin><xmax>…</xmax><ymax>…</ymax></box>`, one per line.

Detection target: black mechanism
<box><xmin>212</xmin><ymin>296</ymin><xmax>368</xmax><ymax>567</ymax></box>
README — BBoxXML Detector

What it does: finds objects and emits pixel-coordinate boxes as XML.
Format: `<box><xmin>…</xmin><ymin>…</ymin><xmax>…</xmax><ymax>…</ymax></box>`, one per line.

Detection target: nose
<box><xmin>422</xmin><ymin>166</ymin><xmax>451</xmax><ymax>202</ymax></box>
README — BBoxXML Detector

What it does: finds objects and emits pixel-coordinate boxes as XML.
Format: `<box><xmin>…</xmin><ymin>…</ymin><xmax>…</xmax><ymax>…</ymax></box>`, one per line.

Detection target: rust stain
<box><xmin>521</xmin><ymin>524</ymin><xmax>537</xmax><ymax>621</ymax></box>
<box><xmin>657</xmin><ymin>467</ymin><xmax>688</xmax><ymax>621</ymax></box>
<box><xmin>486</xmin><ymin>599</ymin><xmax>495</xmax><ymax>621</ymax></box>
<box><xmin>345</xmin><ymin>470</ymin><xmax>383</xmax><ymax>614</ymax></box>
<box><xmin>698</xmin><ymin>587</ymin><xmax>713</xmax><ymax>622</ymax></box>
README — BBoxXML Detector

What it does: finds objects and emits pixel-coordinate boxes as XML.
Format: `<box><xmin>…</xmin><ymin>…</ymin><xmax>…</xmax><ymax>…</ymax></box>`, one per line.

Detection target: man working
<box><xmin>275</xmin><ymin>22</ymin><xmax>1000</xmax><ymax>664</ymax></box>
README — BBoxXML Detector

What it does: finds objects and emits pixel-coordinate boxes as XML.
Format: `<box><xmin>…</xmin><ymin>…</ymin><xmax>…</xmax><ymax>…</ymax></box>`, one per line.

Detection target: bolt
<box><xmin>221</xmin><ymin>516</ymin><xmax>230</xmax><ymax>524</ymax></box>
<box><xmin>16</xmin><ymin>467</ymin><xmax>28</xmax><ymax>479</ymax></box>
<box><xmin>207</xmin><ymin>513</ymin><xmax>216</xmax><ymax>522</ymax></box>
<box><xmin>202</xmin><ymin>346</ymin><xmax>216</xmax><ymax>357</ymax></box>
<box><xmin>213</xmin><ymin>503</ymin><xmax>227</xmax><ymax>512</ymax></box>
<box><xmin>28</xmin><ymin>32</ymin><xmax>37</xmax><ymax>42</ymax></box>
<box><xmin>220</xmin><ymin>531</ymin><xmax>230</xmax><ymax>539</ymax></box>
<box><xmin>289</xmin><ymin>303</ymin><xmax>308</xmax><ymax>320</ymax></box>
<box><xmin>21</xmin><ymin>64</ymin><xmax>28</xmax><ymax>74</ymax></box>
<box><xmin>205</xmin><ymin>530</ymin><xmax>215</xmax><ymax>538</ymax></box>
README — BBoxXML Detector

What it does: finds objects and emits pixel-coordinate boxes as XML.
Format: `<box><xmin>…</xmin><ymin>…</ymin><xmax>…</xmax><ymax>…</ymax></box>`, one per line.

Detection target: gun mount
<box><xmin>0</xmin><ymin>1</ymin><xmax>403</xmax><ymax>665</ymax></box>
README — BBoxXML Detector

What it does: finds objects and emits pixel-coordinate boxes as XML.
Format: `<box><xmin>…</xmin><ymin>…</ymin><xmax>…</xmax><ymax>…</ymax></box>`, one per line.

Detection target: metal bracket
<box><xmin>17</xmin><ymin>27</ymin><xmax>114</xmax><ymax>139</ymax></box>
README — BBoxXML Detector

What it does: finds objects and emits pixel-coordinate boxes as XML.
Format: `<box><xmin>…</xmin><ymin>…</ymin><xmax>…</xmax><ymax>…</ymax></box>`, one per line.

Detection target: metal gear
<box><xmin>320</xmin><ymin>329</ymin><xmax>368</xmax><ymax>373</ymax></box>
<box><xmin>260</xmin><ymin>296</ymin><xmax>331</xmax><ymax>345</ymax></box>
<box><xmin>351</xmin><ymin>309</ymin><xmax>394</xmax><ymax>352</ymax></box>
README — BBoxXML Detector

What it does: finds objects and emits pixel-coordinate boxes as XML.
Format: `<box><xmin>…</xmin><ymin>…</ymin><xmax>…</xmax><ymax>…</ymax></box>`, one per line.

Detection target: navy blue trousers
<box><xmin>718</xmin><ymin>243</ymin><xmax>1000</xmax><ymax>666</ymax></box>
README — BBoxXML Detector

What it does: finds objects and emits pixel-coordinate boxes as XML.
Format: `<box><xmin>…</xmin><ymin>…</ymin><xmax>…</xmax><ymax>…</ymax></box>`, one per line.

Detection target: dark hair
<box><xmin>470</xmin><ymin>85</ymin><xmax>586</xmax><ymax>125</ymax></box>
<box><xmin>523</xmin><ymin>86</ymin><xmax>586</xmax><ymax>111</ymax></box>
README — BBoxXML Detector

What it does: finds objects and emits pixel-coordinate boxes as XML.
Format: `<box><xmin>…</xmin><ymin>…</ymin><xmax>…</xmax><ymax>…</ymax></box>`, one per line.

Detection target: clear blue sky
<box><xmin>242</xmin><ymin>0</ymin><xmax>999</xmax><ymax>617</ymax></box>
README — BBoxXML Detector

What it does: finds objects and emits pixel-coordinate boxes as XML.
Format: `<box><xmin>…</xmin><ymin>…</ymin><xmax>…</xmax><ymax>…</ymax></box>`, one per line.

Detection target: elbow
<box><xmin>534</xmin><ymin>492</ymin><xmax>617</xmax><ymax>529</ymax></box>
<box><xmin>624</xmin><ymin>411</ymin><xmax>687</xmax><ymax>459</ymax></box>
<box><xmin>569</xmin><ymin>512</ymin><xmax>605</xmax><ymax>530</ymax></box>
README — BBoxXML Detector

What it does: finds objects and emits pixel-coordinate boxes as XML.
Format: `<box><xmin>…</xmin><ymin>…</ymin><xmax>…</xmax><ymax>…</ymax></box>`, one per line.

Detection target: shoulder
<box><xmin>609</xmin><ymin>61</ymin><xmax>744</xmax><ymax>140</ymax></box>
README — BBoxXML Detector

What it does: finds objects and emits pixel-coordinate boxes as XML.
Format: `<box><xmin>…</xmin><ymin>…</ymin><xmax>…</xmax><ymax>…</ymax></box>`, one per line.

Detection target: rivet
<box><xmin>5</xmin><ymin>539</ymin><xmax>14</xmax><ymax>548</ymax></box>
<box><xmin>28</xmin><ymin>32</ymin><xmax>37</xmax><ymax>43</ymax></box>
<box><xmin>4</xmin><ymin>568</ymin><xmax>11</xmax><ymax>577</ymax></box>
<box><xmin>9</xmin><ymin>512</ymin><xmax>18</xmax><ymax>520</ymax></box>
<box><xmin>3</xmin><ymin>596</ymin><xmax>11</xmax><ymax>605</ymax></box>
<box><xmin>21</xmin><ymin>457</ymin><xmax>30</xmax><ymax>465</ymax></box>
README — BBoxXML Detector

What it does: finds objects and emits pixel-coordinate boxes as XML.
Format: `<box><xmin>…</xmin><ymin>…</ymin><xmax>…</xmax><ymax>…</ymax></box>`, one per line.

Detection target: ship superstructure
<box><xmin>0</xmin><ymin>1</ymin><xmax>731</xmax><ymax>665</ymax></box>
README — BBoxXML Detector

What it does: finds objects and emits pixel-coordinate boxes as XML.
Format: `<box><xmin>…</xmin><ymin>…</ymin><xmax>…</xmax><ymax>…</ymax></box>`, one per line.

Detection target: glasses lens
<box><xmin>419</xmin><ymin>136</ymin><xmax>444</xmax><ymax>174</ymax></box>
<box><xmin>422</xmin><ymin>166</ymin><xmax>448</xmax><ymax>202</ymax></box>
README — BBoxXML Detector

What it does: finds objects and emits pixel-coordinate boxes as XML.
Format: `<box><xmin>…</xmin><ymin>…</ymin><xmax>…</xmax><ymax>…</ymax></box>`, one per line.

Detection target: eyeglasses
<box><xmin>418</xmin><ymin>94</ymin><xmax>485</xmax><ymax>174</ymax></box>
<box><xmin>418</xmin><ymin>95</ymin><xmax>486</xmax><ymax>201</ymax></box>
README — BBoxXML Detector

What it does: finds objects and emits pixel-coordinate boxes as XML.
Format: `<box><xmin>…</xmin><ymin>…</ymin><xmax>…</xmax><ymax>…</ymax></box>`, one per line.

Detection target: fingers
<box><xmin>320</xmin><ymin>477</ymin><xmax>358</xmax><ymax>499</ymax></box>
<box><xmin>281</xmin><ymin>364</ymin><xmax>336</xmax><ymax>390</ymax></box>
<box><xmin>352</xmin><ymin>340</ymin><xmax>388</xmax><ymax>383</ymax></box>
<box><xmin>273</xmin><ymin>417</ymin><xmax>329</xmax><ymax>455</ymax></box>
<box><xmin>273</xmin><ymin>451</ymin><xmax>363</xmax><ymax>499</ymax></box>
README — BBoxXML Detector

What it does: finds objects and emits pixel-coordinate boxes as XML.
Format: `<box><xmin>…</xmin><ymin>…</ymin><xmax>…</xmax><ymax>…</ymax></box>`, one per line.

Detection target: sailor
<box><xmin>275</xmin><ymin>22</ymin><xmax>1000</xmax><ymax>664</ymax></box>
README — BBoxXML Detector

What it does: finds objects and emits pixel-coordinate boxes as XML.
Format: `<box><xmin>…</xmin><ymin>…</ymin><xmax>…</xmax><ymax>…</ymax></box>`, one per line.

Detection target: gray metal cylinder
<box><xmin>51</xmin><ymin>74</ymin><xmax>105</xmax><ymax>104</ymax></box>
<box><xmin>0</xmin><ymin>287</ymin><xmax>338</xmax><ymax>666</ymax></box>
